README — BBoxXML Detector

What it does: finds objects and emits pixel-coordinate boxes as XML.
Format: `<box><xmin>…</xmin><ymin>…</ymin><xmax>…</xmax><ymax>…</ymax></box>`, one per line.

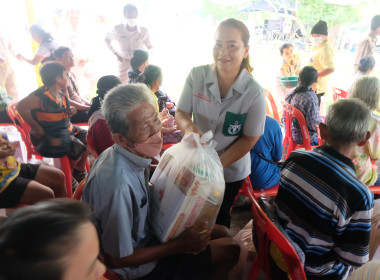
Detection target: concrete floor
<box><xmin>230</xmin><ymin>205</ymin><xmax>252</xmax><ymax>237</ymax></box>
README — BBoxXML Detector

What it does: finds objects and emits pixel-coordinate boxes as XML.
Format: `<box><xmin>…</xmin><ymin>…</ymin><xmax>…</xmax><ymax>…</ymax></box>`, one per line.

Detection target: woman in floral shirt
<box><xmin>350</xmin><ymin>76</ymin><xmax>380</xmax><ymax>186</ymax></box>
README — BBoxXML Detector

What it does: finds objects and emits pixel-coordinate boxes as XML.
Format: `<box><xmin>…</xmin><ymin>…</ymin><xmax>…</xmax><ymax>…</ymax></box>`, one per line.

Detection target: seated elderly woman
<box><xmin>138</xmin><ymin>64</ymin><xmax>182</xmax><ymax>143</ymax></box>
<box><xmin>283</xmin><ymin>66</ymin><xmax>321</xmax><ymax>146</ymax></box>
<box><xmin>350</xmin><ymin>76</ymin><xmax>380</xmax><ymax>186</ymax></box>
<box><xmin>87</xmin><ymin>75</ymin><xmax>122</xmax><ymax>157</ymax></box>
<box><xmin>127</xmin><ymin>49</ymin><xmax>149</xmax><ymax>84</ymax></box>
<box><xmin>0</xmin><ymin>199</ymin><xmax>106</xmax><ymax>280</ymax></box>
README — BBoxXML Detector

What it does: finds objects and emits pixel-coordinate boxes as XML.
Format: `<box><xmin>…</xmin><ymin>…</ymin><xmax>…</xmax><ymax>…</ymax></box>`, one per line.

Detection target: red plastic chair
<box><xmin>369</xmin><ymin>186</ymin><xmax>380</xmax><ymax>196</ymax></box>
<box><xmin>6</xmin><ymin>100</ymin><xmax>86</xmax><ymax>198</ymax></box>
<box><xmin>231</xmin><ymin>177</ymin><xmax>279</xmax><ymax>212</ymax></box>
<box><xmin>332</xmin><ymin>87</ymin><xmax>348</xmax><ymax>102</ymax></box>
<box><xmin>282</xmin><ymin>102</ymin><xmax>321</xmax><ymax>159</ymax></box>
<box><xmin>265</xmin><ymin>89</ymin><xmax>280</xmax><ymax>124</ymax></box>
<box><xmin>72</xmin><ymin>178</ymin><xmax>86</xmax><ymax>200</ymax></box>
<box><xmin>247</xmin><ymin>188</ymin><xmax>307</xmax><ymax>280</ymax></box>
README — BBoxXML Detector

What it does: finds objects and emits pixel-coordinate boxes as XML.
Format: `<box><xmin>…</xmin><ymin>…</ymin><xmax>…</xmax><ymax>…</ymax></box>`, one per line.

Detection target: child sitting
<box><xmin>283</xmin><ymin>66</ymin><xmax>321</xmax><ymax>145</ymax></box>
<box><xmin>17</xmin><ymin>62</ymin><xmax>89</xmax><ymax>184</ymax></box>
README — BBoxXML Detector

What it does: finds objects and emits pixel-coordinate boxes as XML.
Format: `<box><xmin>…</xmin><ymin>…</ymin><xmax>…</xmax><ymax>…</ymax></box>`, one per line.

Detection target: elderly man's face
<box><xmin>127</xmin><ymin>103</ymin><xmax>161</xmax><ymax>143</ymax></box>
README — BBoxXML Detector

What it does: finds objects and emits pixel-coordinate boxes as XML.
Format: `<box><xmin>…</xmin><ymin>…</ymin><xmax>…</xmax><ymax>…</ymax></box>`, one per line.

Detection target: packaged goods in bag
<box><xmin>150</xmin><ymin>131</ymin><xmax>225</xmax><ymax>242</ymax></box>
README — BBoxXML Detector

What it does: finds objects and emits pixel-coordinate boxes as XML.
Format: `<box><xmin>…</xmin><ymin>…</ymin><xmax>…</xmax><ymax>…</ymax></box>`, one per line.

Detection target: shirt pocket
<box><xmin>222</xmin><ymin>111</ymin><xmax>247</xmax><ymax>137</ymax></box>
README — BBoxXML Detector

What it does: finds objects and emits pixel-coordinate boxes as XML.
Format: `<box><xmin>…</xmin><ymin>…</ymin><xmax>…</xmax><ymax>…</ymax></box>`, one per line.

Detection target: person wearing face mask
<box><xmin>82</xmin><ymin>83</ymin><xmax>240</xmax><ymax>280</ymax></box>
<box><xmin>105</xmin><ymin>4</ymin><xmax>153</xmax><ymax>84</ymax></box>
<box><xmin>176</xmin><ymin>18</ymin><xmax>266</xmax><ymax>231</ymax></box>
<box><xmin>308</xmin><ymin>20</ymin><xmax>335</xmax><ymax>96</ymax></box>
<box><xmin>353</xmin><ymin>15</ymin><xmax>380</xmax><ymax>73</ymax></box>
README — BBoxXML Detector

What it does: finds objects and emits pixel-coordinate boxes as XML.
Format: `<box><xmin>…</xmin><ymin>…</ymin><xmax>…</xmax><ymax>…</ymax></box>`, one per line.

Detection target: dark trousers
<box><xmin>215</xmin><ymin>179</ymin><xmax>245</xmax><ymax>228</ymax></box>
<box><xmin>70</xmin><ymin>110</ymin><xmax>89</xmax><ymax>124</ymax></box>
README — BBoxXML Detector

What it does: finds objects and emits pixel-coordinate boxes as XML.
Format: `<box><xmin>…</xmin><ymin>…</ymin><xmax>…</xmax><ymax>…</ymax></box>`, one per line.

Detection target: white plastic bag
<box><xmin>150</xmin><ymin>131</ymin><xmax>225</xmax><ymax>242</ymax></box>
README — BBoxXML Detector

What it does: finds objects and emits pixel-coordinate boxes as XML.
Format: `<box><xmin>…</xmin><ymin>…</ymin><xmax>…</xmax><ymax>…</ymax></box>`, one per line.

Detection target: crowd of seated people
<box><xmin>2</xmin><ymin>7</ymin><xmax>380</xmax><ymax>280</ymax></box>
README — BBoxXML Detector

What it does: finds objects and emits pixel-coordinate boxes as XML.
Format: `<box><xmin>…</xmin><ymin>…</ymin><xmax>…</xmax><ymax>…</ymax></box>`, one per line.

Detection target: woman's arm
<box><xmin>18</xmin><ymin>54</ymin><xmax>44</xmax><ymax>66</ymax></box>
<box><xmin>16</xmin><ymin>94</ymin><xmax>45</xmax><ymax>138</ymax></box>
<box><xmin>318</xmin><ymin>68</ymin><xmax>335</xmax><ymax>78</ymax></box>
<box><xmin>175</xmin><ymin>109</ymin><xmax>203</xmax><ymax>136</ymax></box>
<box><xmin>69</xmin><ymin>99</ymin><xmax>90</xmax><ymax>111</ymax></box>
<box><xmin>220</xmin><ymin>134</ymin><xmax>261</xmax><ymax>168</ymax></box>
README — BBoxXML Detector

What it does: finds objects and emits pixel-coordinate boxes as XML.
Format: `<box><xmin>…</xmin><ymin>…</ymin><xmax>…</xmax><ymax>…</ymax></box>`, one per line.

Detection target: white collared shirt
<box><xmin>178</xmin><ymin>64</ymin><xmax>266</xmax><ymax>182</ymax></box>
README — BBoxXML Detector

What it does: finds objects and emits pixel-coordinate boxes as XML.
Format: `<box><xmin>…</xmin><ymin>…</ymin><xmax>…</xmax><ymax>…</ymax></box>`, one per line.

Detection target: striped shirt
<box><xmin>275</xmin><ymin>146</ymin><xmax>374</xmax><ymax>280</ymax></box>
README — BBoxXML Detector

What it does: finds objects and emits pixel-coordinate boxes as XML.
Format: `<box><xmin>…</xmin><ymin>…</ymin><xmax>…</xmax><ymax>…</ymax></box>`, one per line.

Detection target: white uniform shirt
<box><xmin>178</xmin><ymin>64</ymin><xmax>266</xmax><ymax>182</ymax></box>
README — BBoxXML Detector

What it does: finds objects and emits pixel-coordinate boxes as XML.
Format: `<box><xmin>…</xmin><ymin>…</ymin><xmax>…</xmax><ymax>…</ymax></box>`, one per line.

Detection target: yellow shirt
<box><xmin>308</xmin><ymin>40</ymin><xmax>335</xmax><ymax>93</ymax></box>
<box><xmin>150</xmin><ymin>90</ymin><xmax>159</xmax><ymax>113</ymax></box>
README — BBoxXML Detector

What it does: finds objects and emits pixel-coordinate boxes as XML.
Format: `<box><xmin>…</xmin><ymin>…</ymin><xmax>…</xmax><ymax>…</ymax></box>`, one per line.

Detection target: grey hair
<box><xmin>326</xmin><ymin>98</ymin><xmax>371</xmax><ymax>145</ymax></box>
<box><xmin>102</xmin><ymin>83</ymin><xmax>157</xmax><ymax>135</ymax></box>
<box><xmin>349</xmin><ymin>76</ymin><xmax>380</xmax><ymax>111</ymax></box>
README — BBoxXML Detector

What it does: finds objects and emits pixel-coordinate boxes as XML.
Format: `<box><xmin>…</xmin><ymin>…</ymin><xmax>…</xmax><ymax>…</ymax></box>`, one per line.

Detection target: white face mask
<box><xmin>311</xmin><ymin>36</ymin><xmax>324</xmax><ymax>46</ymax></box>
<box><xmin>126</xmin><ymin>18</ymin><xmax>138</xmax><ymax>27</ymax></box>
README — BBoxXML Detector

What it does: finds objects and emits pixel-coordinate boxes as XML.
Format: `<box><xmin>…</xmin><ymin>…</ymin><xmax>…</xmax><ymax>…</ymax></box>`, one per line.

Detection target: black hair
<box><xmin>287</xmin><ymin>66</ymin><xmax>318</xmax><ymax>101</ymax></box>
<box><xmin>130</xmin><ymin>49</ymin><xmax>149</xmax><ymax>70</ymax></box>
<box><xmin>280</xmin><ymin>43</ymin><xmax>293</xmax><ymax>55</ymax></box>
<box><xmin>29</xmin><ymin>24</ymin><xmax>53</xmax><ymax>43</ymax></box>
<box><xmin>371</xmin><ymin>15</ymin><xmax>380</xmax><ymax>31</ymax></box>
<box><xmin>137</xmin><ymin>64</ymin><xmax>162</xmax><ymax>87</ymax></box>
<box><xmin>53</xmin><ymin>46</ymin><xmax>71</xmax><ymax>59</ymax></box>
<box><xmin>358</xmin><ymin>56</ymin><xmax>376</xmax><ymax>73</ymax></box>
<box><xmin>39</xmin><ymin>62</ymin><xmax>67</xmax><ymax>86</ymax></box>
<box><xmin>96</xmin><ymin>75</ymin><xmax>122</xmax><ymax>100</ymax></box>
<box><xmin>0</xmin><ymin>199</ymin><xmax>92</xmax><ymax>280</ymax></box>
<box><xmin>123</xmin><ymin>4</ymin><xmax>138</xmax><ymax>17</ymax></box>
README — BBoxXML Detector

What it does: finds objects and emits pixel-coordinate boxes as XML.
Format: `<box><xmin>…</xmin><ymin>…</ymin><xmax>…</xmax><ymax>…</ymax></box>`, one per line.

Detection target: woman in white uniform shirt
<box><xmin>176</xmin><ymin>18</ymin><xmax>266</xmax><ymax>230</ymax></box>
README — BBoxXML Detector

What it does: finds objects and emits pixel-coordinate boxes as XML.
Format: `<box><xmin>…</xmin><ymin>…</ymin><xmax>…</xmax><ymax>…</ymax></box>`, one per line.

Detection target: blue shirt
<box><xmin>82</xmin><ymin>144</ymin><xmax>157</xmax><ymax>279</ymax></box>
<box><xmin>249</xmin><ymin>116</ymin><xmax>282</xmax><ymax>189</ymax></box>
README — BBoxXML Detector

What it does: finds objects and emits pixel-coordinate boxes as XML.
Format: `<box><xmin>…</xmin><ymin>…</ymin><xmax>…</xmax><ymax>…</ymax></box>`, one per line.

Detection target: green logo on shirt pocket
<box><xmin>222</xmin><ymin>112</ymin><xmax>247</xmax><ymax>137</ymax></box>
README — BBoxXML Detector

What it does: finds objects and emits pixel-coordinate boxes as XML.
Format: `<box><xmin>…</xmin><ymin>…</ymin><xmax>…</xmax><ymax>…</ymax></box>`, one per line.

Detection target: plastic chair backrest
<box><xmin>282</xmin><ymin>102</ymin><xmax>320</xmax><ymax>159</ymax></box>
<box><xmin>332</xmin><ymin>87</ymin><xmax>348</xmax><ymax>102</ymax></box>
<box><xmin>73</xmin><ymin>178</ymin><xmax>86</xmax><ymax>200</ymax></box>
<box><xmin>265</xmin><ymin>89</ymin><xmax>280</xmax><ymax>123</ymax></box>
<box><xmin>6</xmin><ymin>100</ymin><xmax>38</xmax><ymax>159</ymax></box>
<box><xmin>247</xmin><ymin>189</ymin><xmax>307</xmax><ymax>280</ymax></box>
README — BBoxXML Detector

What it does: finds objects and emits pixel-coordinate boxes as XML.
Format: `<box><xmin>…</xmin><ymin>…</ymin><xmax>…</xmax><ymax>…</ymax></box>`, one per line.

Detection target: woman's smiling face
<box><xmin>213</xmin><ymin>26</ymin><xmax>249</xmax><ymax>75</ymax></box>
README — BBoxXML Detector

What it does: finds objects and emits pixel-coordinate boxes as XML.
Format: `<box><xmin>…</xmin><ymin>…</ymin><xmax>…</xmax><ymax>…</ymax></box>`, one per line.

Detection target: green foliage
<box><xmin>200</xmin><ymin>0</ymin><xmax>242</xmax><ymax>20</ymax></box>
<box><xmin>297</xmin><ymin>0</ymin><xmax>362</xmax><ymax>29</ymax></box>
